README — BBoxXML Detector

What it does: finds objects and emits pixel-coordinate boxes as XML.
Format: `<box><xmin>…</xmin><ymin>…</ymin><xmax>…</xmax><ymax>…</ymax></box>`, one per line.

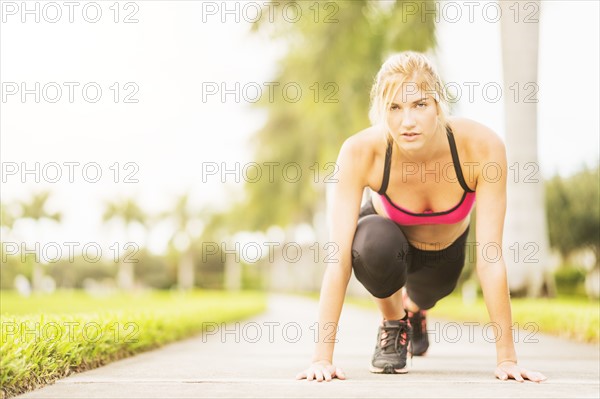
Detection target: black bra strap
<box><xmin>377</xmin><ymin>140</ymin><xmax>393</xmax><ymax>195</ymax></box>
<box><xmin>379</xmin><ymin>127</ymin><xmax>474</xmax><ymax>195</ymax></box>
<box><xmin>446</xmin><ymin>125</ymin><xmax>475</xmax><ymax>193</ymax></box>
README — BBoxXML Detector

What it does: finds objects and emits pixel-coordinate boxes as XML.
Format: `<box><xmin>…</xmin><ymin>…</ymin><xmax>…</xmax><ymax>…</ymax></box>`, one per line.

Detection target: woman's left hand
<box><xmin>495</xmin><ymin>361</ymin><xmax>547</xmax><ymax>382</ymax></box>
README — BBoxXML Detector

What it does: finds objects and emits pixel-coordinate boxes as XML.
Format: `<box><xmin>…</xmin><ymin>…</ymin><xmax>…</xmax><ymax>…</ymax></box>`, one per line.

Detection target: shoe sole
<box><xmin>369</xmin><ymin>364</ymin><xmax>408</xmax><ymax>374</ymax></box>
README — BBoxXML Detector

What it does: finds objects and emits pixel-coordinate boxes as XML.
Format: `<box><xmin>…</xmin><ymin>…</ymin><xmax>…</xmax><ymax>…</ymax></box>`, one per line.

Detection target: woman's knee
<box><xmin>351</xmin><ymin>215</ymin><xmax>410</xmax><ymax>298</ymax></box>
<box><xmin>352</xmin><ymin>215</ymin><xmax>409</xmax><ymax>260</ymax></box>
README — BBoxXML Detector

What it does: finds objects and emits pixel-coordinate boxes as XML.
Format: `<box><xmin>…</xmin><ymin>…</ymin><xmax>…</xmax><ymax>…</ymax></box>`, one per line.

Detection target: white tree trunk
<box><xmin>224</xmin><ymin>260</ymin><xmax>242</xmax><ymax>291</ymax></box>
<box><xmin>32</xmin><ymin>264</ymin><xmax>44</xmax><ymax>292</ymax></box>
<box><xmin>117</xmin><ymin>261</ymin><xmax>135</xmax><ymax>291</ymax></box>
<box><xmin>224</xmin><ymin>237</ymin><xmax>242</xmax><ymax>291</ymax></box>
<box><xmin>500</xmin><ymin>0</ymin><xmax>551</xmax><ymax>296</ymax></box>
<box><xmin>177</xmin><ymin>249</ymin><xmax>195</xmax><ymax>290</ymax></box>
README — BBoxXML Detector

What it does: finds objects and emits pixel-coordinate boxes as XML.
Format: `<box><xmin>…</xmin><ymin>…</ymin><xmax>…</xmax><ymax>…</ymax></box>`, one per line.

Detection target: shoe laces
<box><xmin>379</xmin><ymin>320</ymin><xmax>411</xmax><ymax>356</ymax></box>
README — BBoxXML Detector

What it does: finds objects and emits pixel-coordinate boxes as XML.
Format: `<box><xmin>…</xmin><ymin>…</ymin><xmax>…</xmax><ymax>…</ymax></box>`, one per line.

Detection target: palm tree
<box><xmin>103</xmin><ymin>198</ymin><xmax>146</xmax><ymax>290</ymax></box>
<box><xmin>199</xmin><ymin>1</ymin><xmax>438</xmax><ymax>292</ymax></box>
<box><xmin>241</xmin><ymin>0</ymin><xmax>437</xmax><ymax>235</ymax></box>
<box><xmin>500</xmin><ymin>0</ymin><xmax>553</xmax><ymax>296</ymax></box>
<box><xmin>236</xmin><ymin>1</ymin><xmax>438</xmax><ymax>293</ymax></box>
<box><xmin>18</xmin><ymin>191</ymin><xmax>62</xmax><ymax>292</ymax></box>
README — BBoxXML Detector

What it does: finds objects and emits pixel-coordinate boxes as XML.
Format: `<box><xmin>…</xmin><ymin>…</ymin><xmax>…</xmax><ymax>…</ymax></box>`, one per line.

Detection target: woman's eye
<box><xmin>417</xmin><ymin>102</ymin><xmax>426</xmax><ymax>107</ymax></box>
<box><xmin>390</xmin><ymin>105</ymin><xmax>399</xmax><ymax>110</ymax></box>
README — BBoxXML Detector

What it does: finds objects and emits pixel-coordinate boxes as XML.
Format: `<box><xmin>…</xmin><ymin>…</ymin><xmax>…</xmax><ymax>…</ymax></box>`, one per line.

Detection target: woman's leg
<box><xmin>405</xmin><ymin>226</ymin><xmax>471</xmax><ymax>310</ymax></box>
<box><xmin>401</xmin><ymin>287</ymin><xmax>420</xmax><ymax>312</ymax></box>
<box><xmin>403</xmin><ymin>227</ymin><xmax>471</xmax><ymax>356</ymax></box>
<box><xmin>372</xmin><ymin>289</ymin><xmax>406</xmax><ymax>320</ymax></box>
<box><xmin>351</xmin><ymin>214</ymin><xmax>413</xmax><ymax>373</ymax></box>
<box><xmin>351</xmin><ymin>214</ymin><xmax>411</xmax><ymax>318</ymax></box>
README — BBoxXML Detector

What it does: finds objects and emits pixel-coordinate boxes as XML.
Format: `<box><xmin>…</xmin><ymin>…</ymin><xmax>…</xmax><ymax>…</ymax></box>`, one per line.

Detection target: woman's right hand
<box><xmin>295</xmin><ymin>360</ymin><xmax>346</xmax><ymax>382</ymax></box>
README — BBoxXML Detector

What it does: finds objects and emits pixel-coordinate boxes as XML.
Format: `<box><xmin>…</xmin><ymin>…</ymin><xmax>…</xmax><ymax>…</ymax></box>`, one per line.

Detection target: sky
<box><xmin>1</xmin><ymin>0</ymin><xmax>599</xmax><ymax>256</ymax></box>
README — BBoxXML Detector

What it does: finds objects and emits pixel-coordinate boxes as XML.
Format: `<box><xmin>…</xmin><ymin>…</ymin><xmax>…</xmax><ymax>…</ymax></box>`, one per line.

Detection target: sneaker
<box><xmin>407</xmin><ymin>309</ymin><xmax>429</xmax><ymax>356</ymax></box>
<box><xmin>369</xmin><ymin>317</ymin><xmax>412</xmax><ymax>374</ymax></box>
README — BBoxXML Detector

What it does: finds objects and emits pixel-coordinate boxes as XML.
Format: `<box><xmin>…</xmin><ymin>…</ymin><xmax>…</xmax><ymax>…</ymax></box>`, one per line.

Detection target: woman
<box><xmin>296</xmin><ymin>51</ymin><xmax>547</xmax><ymax>382</ymax></box>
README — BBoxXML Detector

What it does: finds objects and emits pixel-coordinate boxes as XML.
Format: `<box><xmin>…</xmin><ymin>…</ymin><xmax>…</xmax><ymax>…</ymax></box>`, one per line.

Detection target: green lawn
<box><xmin>430</xmin><ymin>294</ymin><xmax>599</xmax><ymax>343</ymax></box>
<box><xmin>345</xmin><ymin>293</ymin><xmax>599</xmax><ymax>344</ymax></box>
<box><xmin>0</xmin><ymin>290</ymin><xmax>267</xmax><ymax>399</ymax></box>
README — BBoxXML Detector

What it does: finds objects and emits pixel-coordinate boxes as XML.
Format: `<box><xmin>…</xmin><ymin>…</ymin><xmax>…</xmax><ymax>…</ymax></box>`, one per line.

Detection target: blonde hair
<box><xmin>368</xmin><ymin>51</ymin><xmax>449</xmax><ymax>143</ymax></box>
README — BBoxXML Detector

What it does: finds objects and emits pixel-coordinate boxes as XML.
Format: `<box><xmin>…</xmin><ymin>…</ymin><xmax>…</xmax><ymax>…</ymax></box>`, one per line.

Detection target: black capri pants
<box><xmin>351</xmin><ymin>201</ymin><xmax>470</xmax><ymax>310</ymax></box>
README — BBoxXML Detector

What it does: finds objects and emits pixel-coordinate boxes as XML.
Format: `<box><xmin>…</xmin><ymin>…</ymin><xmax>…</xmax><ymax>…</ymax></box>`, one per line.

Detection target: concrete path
<box><xmin>17</xmin><ymin>294</ymin><xmax>600</xmax><ymax>398</ymax></box>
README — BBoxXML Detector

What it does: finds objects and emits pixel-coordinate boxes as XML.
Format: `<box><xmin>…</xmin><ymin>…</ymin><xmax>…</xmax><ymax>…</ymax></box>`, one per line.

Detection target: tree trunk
<box><xmin>32</xmin><ymin>264</ymin><xmax>44</xmax><ymax>292</ymax></box>
<box><xmin>224</xmin><ymin>259</ymin><xmax>242</xmax><ymax>291</ymax></box>
<box><xmin>224</xmin><ymin>238</ymin><xmax>242</xmax><ymax>291</ymax></box>
<box><xmin>117</xmin><ymin>261</ymin><xmax>135</xmax><ymax>291</ymax></box>
<box><xmin>177</xmin><ymin>249</ymin><xmax>195</xmax><ymax>290</ymax></box>
<box><xmin>500</xmin><ymin>0</ymin><xmax>553</xmax><ymax>296</ymax></box>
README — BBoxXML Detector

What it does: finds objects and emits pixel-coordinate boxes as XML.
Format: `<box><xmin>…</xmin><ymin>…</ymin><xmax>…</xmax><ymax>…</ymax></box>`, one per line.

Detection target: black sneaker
<box><xmin>407</xmin><ymin>309</ymin><xmax>429</xmax><ymax>356</ymax></box>
<box><xmin>369</xmin><ymin>316</ymin><xmax>412</xmax><ymax>374</ymax></box>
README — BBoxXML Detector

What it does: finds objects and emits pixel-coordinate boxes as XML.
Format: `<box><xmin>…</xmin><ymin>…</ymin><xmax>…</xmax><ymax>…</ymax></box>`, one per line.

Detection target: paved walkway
<box><xmin>17</xmin><ymin>294</ymin><xmax>600</xmax><ymax>398</ymax></box>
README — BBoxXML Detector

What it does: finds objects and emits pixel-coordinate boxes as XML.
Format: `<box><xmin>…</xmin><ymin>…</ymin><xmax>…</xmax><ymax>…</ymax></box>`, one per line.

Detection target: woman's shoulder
<box><xmin>340</xmin><ymin>124</ymin><xmax>386</xmax><ymax>160</ymax></box>
<box><xmin>446</xmin><ymin>116</ymin><xmax>505</xmax><ymax>158</ymax></box>
<box><xmin>336</xmin><ymin>125</ymin><xmax>387</xmax><ymax>189</ymax></box>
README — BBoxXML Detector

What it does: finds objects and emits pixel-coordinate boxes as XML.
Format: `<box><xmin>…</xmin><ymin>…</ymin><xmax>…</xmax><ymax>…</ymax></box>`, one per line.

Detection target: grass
<box><xmin>344</xmin><ymin>293</ymin><xmax>599</xmax><ymax>344</ymax></box>
<box><xmin>0</xmin><ymin>289</ymin><xmax>267</xmax><ymax>399</ymax></box>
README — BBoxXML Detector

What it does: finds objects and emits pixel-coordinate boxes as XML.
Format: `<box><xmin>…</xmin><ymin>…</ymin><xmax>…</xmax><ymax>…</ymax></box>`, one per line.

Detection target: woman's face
<box><xmin>385</xmin><ymin>81</ymin><xmax>439</xmax><ymax>150</ymax></box>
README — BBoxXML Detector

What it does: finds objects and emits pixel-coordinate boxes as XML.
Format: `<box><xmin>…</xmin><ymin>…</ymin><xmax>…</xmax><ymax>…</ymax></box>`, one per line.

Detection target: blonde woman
<box><xmin>296</xmin><ymin>51</ymin><xmax>547</xmax><ymax>383</ymax></box>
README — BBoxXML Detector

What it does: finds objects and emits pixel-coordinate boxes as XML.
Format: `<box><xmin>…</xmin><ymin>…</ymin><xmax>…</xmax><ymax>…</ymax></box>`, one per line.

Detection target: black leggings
<box><xmin>351</xmin><ymin>201</ymin><xmax>470</xmax><ymax>310</ymax></box>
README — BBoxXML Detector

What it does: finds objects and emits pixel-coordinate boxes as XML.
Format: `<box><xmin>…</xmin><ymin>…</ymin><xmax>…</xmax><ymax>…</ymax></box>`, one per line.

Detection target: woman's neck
<box><xmin>391</xmin><ymin>125</ymin><xmax>447</xmax><ymax>164</ymax></box>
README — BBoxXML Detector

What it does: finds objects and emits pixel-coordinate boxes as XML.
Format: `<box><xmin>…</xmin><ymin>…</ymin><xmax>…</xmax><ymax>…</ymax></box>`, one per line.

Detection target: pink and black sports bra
<box><xmin>376</xmin><ymin>125</ymin><xmax>476</xmax><ymax>226</ymax></box>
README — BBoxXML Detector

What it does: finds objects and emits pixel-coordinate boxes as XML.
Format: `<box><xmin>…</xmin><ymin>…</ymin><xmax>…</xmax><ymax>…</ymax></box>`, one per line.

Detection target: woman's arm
<box><xmin>296</xmin><ymin>137</ymin><xmax>367</xmax><ymax>382</ymax></box>
<box><xmin>473</xmin><ymin>125</ymin><xmax>546</xmax><ymax>382</ymax></box>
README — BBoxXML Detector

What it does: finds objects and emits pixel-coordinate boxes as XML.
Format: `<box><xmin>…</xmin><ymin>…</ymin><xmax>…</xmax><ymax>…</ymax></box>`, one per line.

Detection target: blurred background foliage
<box><xmin>1</xmin><ymin>1</ymin><xmax>598</xmax><ymax>299</ymax></box>
<box><xmin>2</xmin><ymin>164</ymin><xmax>598</xmax><ymax>296</ymax></box>
<box><xmin>545</xmin><ymin>166</ymin><xmax>599</xmax><ymax>264</ymax></box>
<box><xmin>222</xmin><ymin>0</ymin><xmax>436</xmax><ymax>231</ymax></box>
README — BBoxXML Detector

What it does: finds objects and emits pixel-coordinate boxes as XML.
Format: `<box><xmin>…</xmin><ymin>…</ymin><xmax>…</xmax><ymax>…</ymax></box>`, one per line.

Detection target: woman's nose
<box><xmin>400</xmin><ymin>110</ymin><xmax>416</xmax><ymax>127</ymax></box>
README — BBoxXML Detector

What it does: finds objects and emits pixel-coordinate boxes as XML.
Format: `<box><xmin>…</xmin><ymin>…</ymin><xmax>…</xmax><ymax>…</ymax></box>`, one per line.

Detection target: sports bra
<box><xmin>376</xmin><ymin>125</ymin><xmax>476</xmax><ymax>226</ymax></box>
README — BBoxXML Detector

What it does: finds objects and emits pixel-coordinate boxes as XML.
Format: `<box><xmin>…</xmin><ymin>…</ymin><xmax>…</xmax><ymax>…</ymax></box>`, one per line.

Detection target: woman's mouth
<box><xmin>401</xmin><ymin>132</ymin><xmax>420</xmax><ymax>141</ymax></box>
